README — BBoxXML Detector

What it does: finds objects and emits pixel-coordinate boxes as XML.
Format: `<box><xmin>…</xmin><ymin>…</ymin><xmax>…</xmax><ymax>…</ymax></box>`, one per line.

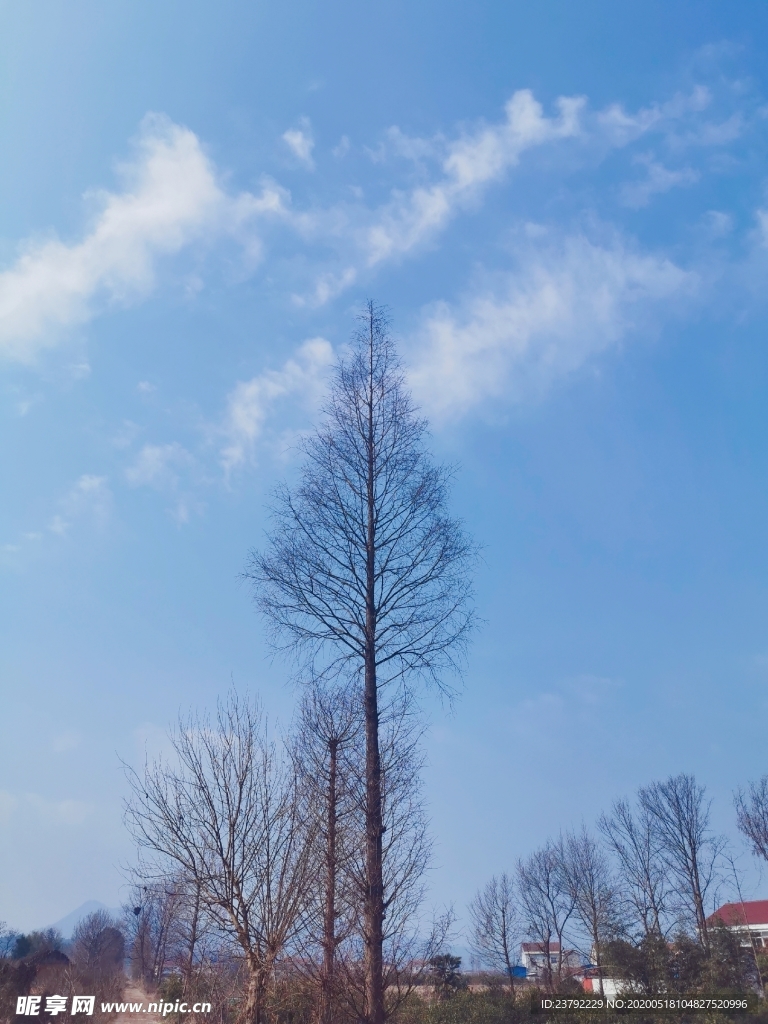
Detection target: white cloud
<box><xmin>125</xmin><ymin>442</ymin><xmax>194</xmax><ymax>489</ymax></box>
<box><xmin>48</xmin><ymin>516</ymin><xmax>69</xmax><ymax>537</ymax></box>
<box><xmin>363</xmin><ymin>90</ymin><xmax>584</xmax><ymax>266</ymax></box>
<box><xmin>409</xmin><ymin>230</ymin><xmax>695</xmax><ymax>419</ymax></box>
<box><xmin>293</xmin><ymin>266</ymin><xmax>358</xmax><ymax>308</ymax></box>
<box><xmin>620</xmin><ymin>155</ymin><xmax>700</xmax><ymax>208</ymax></box>
<box><xmin>0</xmin><ymin>790</ymin><xmax>91</xmax><ymax>826</ymax></box>
<box><xmin>596</xmin><ymin>86</ymin><xmax>712</xmax><ymax>146</ymax></box>
<box><xmin>333</xmin><ymin>135</ymin><xmax>350</xmax><ymax>159</ymax></box>
<box><xmin>283</xmin><ymin>118</ymin><xmax>315</xmax><ymax>169</ymax></box>
<box><xmin>220</xmin><ymin>337</ymin><xmax>334</xmax><ymax>471</ymax></box>
<box><xmin>0</xmin><ymin>114</ymin><xmax>285</xmax><ymax>363</ymax></box>
<box><xmin>48</xmin><ymin>474</ymin><xmax>112</xmax><ymax>535</ymax></box>
<box><xmin>125</xmin><ymin>442</ymin><xmax>202</xmax><ymax>523</ymax></box>
<box><xmin>754</xmin><ymin>209</ymin><xmax>768</xmax><ymax>248</ymax></box>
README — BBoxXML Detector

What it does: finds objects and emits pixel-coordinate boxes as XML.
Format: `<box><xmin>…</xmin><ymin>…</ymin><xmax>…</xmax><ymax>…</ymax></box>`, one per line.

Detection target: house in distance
<box><xmin>708</xmin><ymin>900</ymin><xmax>768</xmax><ymax>948</ymax></box>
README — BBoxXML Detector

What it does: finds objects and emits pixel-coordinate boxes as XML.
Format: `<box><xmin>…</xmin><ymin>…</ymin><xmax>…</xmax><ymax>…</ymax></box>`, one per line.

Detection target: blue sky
<box><xmin>3</xmin><ymin>0</ymin><xmax>768</xmax><ymax>934</ymax></box>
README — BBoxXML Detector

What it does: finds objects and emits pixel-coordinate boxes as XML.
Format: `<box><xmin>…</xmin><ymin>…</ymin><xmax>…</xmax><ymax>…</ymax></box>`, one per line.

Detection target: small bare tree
<box><xmin>65</xmin><ymin>911</ymin><xmax>126</xmax><ymax>1016</ymax></box>
<box><xmin>124</xmin><ymin>872</ymin><xmax>222</xmax><ymax>1002</ymax></box>
<box><xmin>123</xmin><ymin>880</ymin><xmax>184</xmax><ymax>986</ymax></box>
<box><xmin>245</xmin><ymin>303</ymin><xmax>476</xmax><ymax>1024</ymax></box>
<box><xmin>735</xmin><ymin>777</ymin><xmax>768</xmax><ymax>864</ymax></box>
<box><xmin>517</xmin><ymin>843</ymin><xmax>576</xmax><ymax>992</ymax></box>
<box><xmin>558</xmin><ymin>828</ymin><xmax>620</xmax><ymax>996</ymax></box>
<box><xmin>124</xmin><ymin>693</ymin><xmax>315</xmax><ymax>1024</ymax></box>
<box><xmin>0</xmin><ymin>923</ymin><xmax>15</xmax><ymax>959</ymax></box>
<box><xmin>70</xmin><ymin>911</ymin><xmax>125</xmax><ymax>982</ymax></box>
<box><xmin>469</xmin><ymin>873</ymin><xmax>520</xmax><ymax>993</ymax></box>
<box><xmin>599</xmin><ymin>798</ymin><xmax>669</xmax><ymax>940</ymax></box>
<box><xmin>292</xmin><ymin>680</ymin><xmax>360</xmax><ymax>1024</ymax></box>
<box><xmin>639</xmin><ymin>774</ymin><xmax>725</xmax><ymax>950</ymax></box>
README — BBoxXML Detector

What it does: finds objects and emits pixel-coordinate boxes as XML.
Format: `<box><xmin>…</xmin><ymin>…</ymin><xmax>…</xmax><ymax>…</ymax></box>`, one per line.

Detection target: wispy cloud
<box><xmin>362</xmin><ymin>91</ymin><xmax>584</xmax><ymax>267</ymax></box>
<box><xmin>0</xmin><ymin>114</ymin><xmax>285</xmax><ymax>362</ymax></box>
<box><xmin>620</xmin><ymin>155</ymin><xmax>700</xmax><ymax>208</ymax></box>
<box><xmin>408</xmin><ymin>228</ymin><xmax>695</xmax><ymax>419</ymax></box>
<box><xmin>125</xmin><ymin>442</ymin><xmax>194</xmax><ymax>489</ymax></box>
<box><xmin>220</xmin><ymin>337</ymin><xmax>334</xmax><ymax>471</ymax></box>
<box><xmin>48</xmin><ymin>474</ymin><xmax>112</xmax><ymax>535</ymax></box>
<box><xmin>596</xmin><ymin>85</ymin><xmax>713</xmax><ymax>147</ymax></box>
<box><xmin>125</xmin><ymin>442</ymin><xmax>202</xmax><ymax>524</ymax></box>
<box><xmin>292</xmin><ymin>266</ymin><xmax>358</xmax><ymax>308</ymax></box>
<box><xmin>0</xmin><ymin>790</ymin><xmax>91</xmax><ymax>826</ymax></box>
<box><xmin>283</xmin><ymin>117</ymin><xmax>315</xmax><ymax>169</ymax></box>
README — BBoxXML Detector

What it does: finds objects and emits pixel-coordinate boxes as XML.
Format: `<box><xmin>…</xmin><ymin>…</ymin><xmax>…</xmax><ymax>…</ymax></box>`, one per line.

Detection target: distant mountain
<box><xmin>47</xmin><ymin>901</ymin><xmax>122</xmax><ymax>939</ymax></box>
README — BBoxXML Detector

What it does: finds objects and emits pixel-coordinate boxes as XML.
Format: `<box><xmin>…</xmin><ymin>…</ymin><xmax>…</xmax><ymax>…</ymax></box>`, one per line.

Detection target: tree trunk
<box><xmin>183</xmin><ymin>889</ymin><xmax>200</xmax><ymax>1000</ymax></box>
<box><xmin>363</xmin><ymin>666</ymin><xmax>384</xmax><ymax>1024</ymax></box>
<box><xmin>364</xmin><ymin>320</ymin><xmax>385</xmax><ymax>1024</ymax></box>
<box><xmin>320</xmin><ymin>738</ymin><xmax>339</xmax><ymax>1024</ymax></box>
<box><xmin>244</xmin><ymin>963</ymin><xmax>267</xmax><ymax>1024</ymax></box>
<box><xmin>594</xmin><ymin>937</ymin><xmax>604</xmax><ymax>998</ymax></box>
<box><xmin>501</xmin><ymin>911</ymin><xmax>515</xmax><ymax>996</ymax></box>
<box><xmin>693</xmin><ymin>877</ymin><xmax>709</xmax><ymax>951</ymax></box>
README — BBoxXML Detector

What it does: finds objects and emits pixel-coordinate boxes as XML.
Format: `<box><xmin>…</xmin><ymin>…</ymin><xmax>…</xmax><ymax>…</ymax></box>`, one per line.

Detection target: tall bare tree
<box><xmin>639</xmin><ymin>774</ymin><xmax>725</xmax><ymax>950</ymax></box>
<box><xmin>124</xmin><ymin>694</ymin><xmax>315</xmax><ymax>1024</ymax></box>
<box><xmin>559</xmin><ymin>828</ymin><xmax>620</xmax><ymax>996</ymax></box>
<box><xmin>599</xmin><ymin>798</ymin><xmax>669</xmax><ymax>940</ymax></box>
<box><xmin>469</xmin><ymin>873</ymin><xmax>521</xmax><ymax>993</ymax></box>
<box><xmin>246</xmin><ymin>303</ymin><xmax>476</xmax><ymax>1024</ymax></box>
<box><xmin>517</xmin><ymin>843</ymin><xmax>576</xmax><ymax>992</ymax></box>
<box><xmin>735</xmin><ymin>777</ymin><xmax>768</xmax><ymax>863</ymax></box>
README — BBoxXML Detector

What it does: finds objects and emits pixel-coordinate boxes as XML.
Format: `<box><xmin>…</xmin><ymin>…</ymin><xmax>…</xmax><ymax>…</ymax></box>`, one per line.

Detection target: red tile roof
<box><xmin>708</xmin><ymin>901</ymin><xmax>768</xmax><ymax>928</ymax></box>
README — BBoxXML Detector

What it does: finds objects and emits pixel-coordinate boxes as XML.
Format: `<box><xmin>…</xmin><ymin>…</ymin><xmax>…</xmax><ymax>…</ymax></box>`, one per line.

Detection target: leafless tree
<box><xmin>123</xmin><ymin>880</ymin><xmax>184</xmax><ymax>986</ymax></box>
<box><xmin>70</xmin><ymin>911</ymin><xmax>125</xmax><ymax>983</ymax></box>
<box><xmin>292</xmin><ymin>679</ymin><xmax>360</xmax><ymax>1024</ymax></box>
<box><xmin>724</xmin><ymin>852</ymin><xmax>766</xmax><ymax>991</ymax></box>
<box><xmin>124</xmin><ymin>693</ymin><xmax>315</xmax><ymax>1024</ymax></box>
<box><xmin>599</xmin><ymin>798</ymin><xmax>669</xmax><ymax>940</ymax></box>
<box><xmin>0</xmin><ymin>923</ymin><xmax>15</xmax><ymax>959</ymax></box>
<box><xmin>124</xmin><ymin>871</ymin><xmax>223</xmax><ymax>1002</ymax></box>
<box><xmin>60</xmin><ymin>912</ymin><xmax>126</xmax><ymax>1019</ymax></box>
<box><xmin>245</xmin><ymin>303</ymin><xmax>476</xmax><ymax>1024</ymax></box>
<box><xmin>639</xmin><ymin>774</ymin><xmax>725</xmax><ymax>950</ymax></box>
<box><xmin>468</xmin><ymin>873</ymin><xmax>521</xmax><ymax>993</ymax></box>
<box><xmin>558</xmin><ymin>828</ymin><xmax>620</xmax><ymax>996</ymax></box>
<box><xmin>735</xmin><ymin>777</ymin><xmax>768</xmax><ymax>864</ymax></box>
<box><xmin>517</xmin><ymin>842</ymin><xmax>576</xmax><ymax>992</ymax></box>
